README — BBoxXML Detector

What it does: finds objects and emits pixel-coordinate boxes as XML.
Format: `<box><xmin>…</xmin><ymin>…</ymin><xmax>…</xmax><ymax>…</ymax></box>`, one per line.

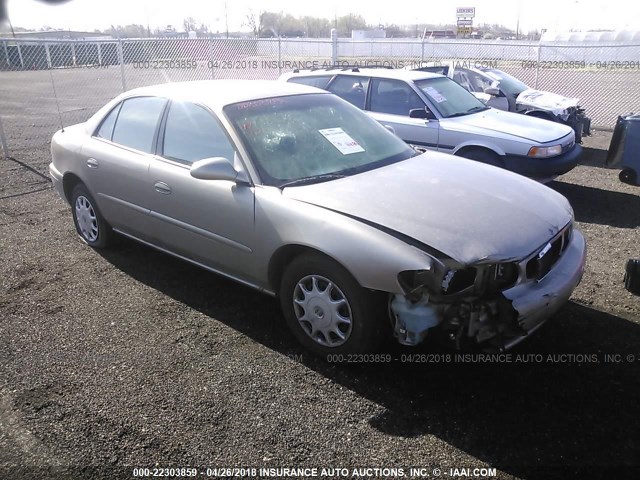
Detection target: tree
<box><xmin>260</xmin><ymin>11</ymin><xmax>284</xmax><ymax>37</ymax></box>
<box><xmin>183</xmin><ymin>17</ymin><xmax>196</xmax><ymax>32</ymax></box>
<box><xmin>244</xmin><ymin>8</ymin><xmax>264</xmax><ymax>37</ymax></box>
<box><xmin>106</xmin><ymin>24</ymin><xmax>148</xmax><ymax>38</ymax></box>
<box><xmin>279</xmin><ymin>13</ymin><xmax>304</xmax><ymax>37</ymax></box>
<box><xmin>301</xmin><ymin>16</ymin><xmax>331</xmax><ymax>38</ymax></box>
<box><xmin>336</xmin><ymin>14</ymin><xmax>367</xmax><ymax>37</ymax></box>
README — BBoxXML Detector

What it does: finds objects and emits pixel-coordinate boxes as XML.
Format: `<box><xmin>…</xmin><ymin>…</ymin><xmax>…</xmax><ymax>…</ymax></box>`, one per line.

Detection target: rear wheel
<box><xmin>71</xmin><ymin>184</ymin><xmax>113</xmax><ymax>248</ymax></box>
<box><xmin>279</xmin><ymin>254</ymin><xmax>386</xmax><ymax>357</ymax></box>
<box><xmin>457</xmin><ymin>148</ymin><xmax>505</xmax><ymax>168</ymax></box>
<box><xmin>619</xmin><ymin>168</ymin><xmax>638</xmax><ymax>186</ymax></box>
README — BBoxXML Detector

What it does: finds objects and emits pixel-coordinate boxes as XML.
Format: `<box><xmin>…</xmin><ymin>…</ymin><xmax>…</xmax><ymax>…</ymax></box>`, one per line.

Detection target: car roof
<box><xmin>121</xmin><ymin>80</ymin><xmax>327</xmax><ymax>109</ymax></box>
<box><xmin>284</xmin><ymin>68</ymin><xmax>442</xmax><ymax>82</ymax></box>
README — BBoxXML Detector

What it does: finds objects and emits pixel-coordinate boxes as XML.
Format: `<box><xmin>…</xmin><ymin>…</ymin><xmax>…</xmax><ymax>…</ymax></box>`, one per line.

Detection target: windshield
<box><xmin>414</xmin><ymin>77</ymin><xmax>487</xmax><ymax>118</ymax></box>
<box><xmin>483</xmin><ymin>69</ymin><xmax>530</xmax><ymax>96</ymax></box>
<box><xmin>224</xmin><ymin>94</ymin><xmax>415</xmax><ymax>187</ymax></box>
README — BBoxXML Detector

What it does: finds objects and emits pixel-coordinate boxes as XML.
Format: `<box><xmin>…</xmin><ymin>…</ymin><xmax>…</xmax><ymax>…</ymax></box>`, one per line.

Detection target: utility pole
<box><xmin>8</xmin><ymin>16</ymin><xmax>16</xmax><ymax>38</ymax></box>
<box><xmin>224</xmin><ymin>1</ymin><xmax>229</xmax><ymax>38</ymax></box>
<box><xmin>516</xmin><ymin>0</ymin><xmax>522</xmax><ymax>40</ymax></box>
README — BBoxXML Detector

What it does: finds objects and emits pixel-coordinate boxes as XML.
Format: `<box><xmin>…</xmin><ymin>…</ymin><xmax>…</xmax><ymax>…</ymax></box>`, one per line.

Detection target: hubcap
<box><xmin>75</xmin><ymin>195</ymin><xmax>99</xmax><ymax>242</ymax></box>
<box><xmin>292</xmin><ymin>275</ymin><xmax>352</xmax><ymax>347</ymax></box>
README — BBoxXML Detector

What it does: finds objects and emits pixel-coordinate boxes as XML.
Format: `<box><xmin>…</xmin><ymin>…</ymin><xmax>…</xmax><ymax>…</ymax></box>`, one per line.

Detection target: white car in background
<box><xmin>412</xmin><ymin>62</ymin><xmax>591</xmax><ymax>142</ymax></box>
<box><xmin>281</xmin><ymin>68</ymin><xmax>582</xmax><ymax>180</ymax></box>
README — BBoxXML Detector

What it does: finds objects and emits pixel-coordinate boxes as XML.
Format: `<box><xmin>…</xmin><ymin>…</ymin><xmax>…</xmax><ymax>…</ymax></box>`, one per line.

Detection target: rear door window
<box><xmin>111</xmin><ymin>97</ymin><xmax>167</xmax><ymax>153</ymax></box>
<box><xmin>327</xmin><ymin>75</ymin><xmax>370</xmax><ymax>109</ymax></box>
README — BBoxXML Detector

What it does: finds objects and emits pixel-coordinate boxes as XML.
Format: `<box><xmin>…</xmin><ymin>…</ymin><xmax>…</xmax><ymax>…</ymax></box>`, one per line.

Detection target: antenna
<box><xmin>48</xmin><ymin>66</ymin><xmax>64</xmax><ymax>132</ymax></box>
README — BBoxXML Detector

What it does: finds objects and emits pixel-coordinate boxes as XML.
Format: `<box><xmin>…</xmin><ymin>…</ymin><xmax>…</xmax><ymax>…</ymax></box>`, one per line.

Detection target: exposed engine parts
<box><xmin>390</xmin><ymin>293</ymin><xmax>523</xmax><ymax>350</ymax></box>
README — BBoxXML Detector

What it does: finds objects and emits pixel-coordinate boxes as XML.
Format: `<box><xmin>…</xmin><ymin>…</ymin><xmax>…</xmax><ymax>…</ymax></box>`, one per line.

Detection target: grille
<box><xmin>526</xmin><ymin>224</ymin><xmax>572</xmax><ymax>281</ymax></box>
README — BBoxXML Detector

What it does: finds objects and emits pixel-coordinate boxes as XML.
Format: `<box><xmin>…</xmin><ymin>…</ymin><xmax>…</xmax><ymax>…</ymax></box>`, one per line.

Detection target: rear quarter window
<box><xmin>95</xmin><ymin>104</ymin><xmax>121</xmax><ymax>140</ymax></box>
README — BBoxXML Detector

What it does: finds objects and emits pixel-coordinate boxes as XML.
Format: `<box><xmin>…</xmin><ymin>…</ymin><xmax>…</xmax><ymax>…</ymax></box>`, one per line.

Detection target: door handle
<box><xmin>154</xmin><ymin>181</ymin><xmax>172</xmax><ymax>195</ymax></box>
<box><xmin>87</xmin><ymin>158</ymin><xmax>99</xmax><ymax>169</ymax></box>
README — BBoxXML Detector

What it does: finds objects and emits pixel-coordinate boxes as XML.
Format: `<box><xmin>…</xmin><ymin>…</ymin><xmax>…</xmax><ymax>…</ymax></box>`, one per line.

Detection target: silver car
<box><xmin>280</xmin><ymin>68</ymin><xmax>582</xmax><ymax>181</ymax></box>
<box><xmin>412</xmin><ymin>62</ymin><xmax>591</xmax><ymax>142</ymax></box>
<box><xmin>49</xmin><ymin>80</ymin><xmax>586</xmax><ymax>356</ymax></box>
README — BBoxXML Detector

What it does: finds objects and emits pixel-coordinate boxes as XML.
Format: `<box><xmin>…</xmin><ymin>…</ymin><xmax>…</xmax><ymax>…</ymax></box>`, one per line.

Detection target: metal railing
<box><xmin>1</xmin><ymin>36</ymin><xmax>639</xmax><ymax>161</ymax></box>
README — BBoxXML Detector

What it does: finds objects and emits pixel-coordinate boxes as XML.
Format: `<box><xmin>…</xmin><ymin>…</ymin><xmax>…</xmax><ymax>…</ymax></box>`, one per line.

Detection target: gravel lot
<box><xmin>1</xmin><ymin>128</ymin><xmax>639</xmax><ymax>480</ymax></box>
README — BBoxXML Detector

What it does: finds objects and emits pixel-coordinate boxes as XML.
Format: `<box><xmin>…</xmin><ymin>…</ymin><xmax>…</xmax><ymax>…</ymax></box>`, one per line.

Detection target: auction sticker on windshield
<box><xmin>424</xmin><ymin>87</ymin><xmax>447</xmax><ymax>103</ymax></box>
<box><xmin>319</xmin><ymin>128</ymin><xmax>365</xmax><ymax>155</ymax></box>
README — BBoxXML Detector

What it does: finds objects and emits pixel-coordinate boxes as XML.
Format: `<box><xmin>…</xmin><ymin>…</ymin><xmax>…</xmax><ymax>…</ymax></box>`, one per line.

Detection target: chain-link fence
<box><xmin>1</xmin><ymin>36</ymin><xmax>639</xmax><ymax>162</ymax></box>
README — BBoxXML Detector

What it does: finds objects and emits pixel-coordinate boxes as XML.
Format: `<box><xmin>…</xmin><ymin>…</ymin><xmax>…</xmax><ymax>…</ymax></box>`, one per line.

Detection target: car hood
<box><xmin>283</xmin><ymin>152</ymin><xmax>572</xmax><ymax>265</ymax></box>
<box><xmin>445</xmin><ymin>108</ymin><xmax>573</xmax><ymax>143</ymax></box>
<box><xmin>516</xmin><ymin>88</ymin><xmax>580</xmax><ymax>116</ymax></box>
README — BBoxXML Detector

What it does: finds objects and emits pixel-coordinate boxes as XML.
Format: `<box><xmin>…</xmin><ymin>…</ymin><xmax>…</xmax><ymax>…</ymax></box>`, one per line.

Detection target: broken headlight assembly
<box><xmin>397</xmin><ymin>266</ymin><xmax>480</xmax><ymax>301</ymax></box>
<box><xmin>441</xmin><ymin>267</ymin><xmax>477</xmax><ymax>295</ymax></box>
<box><xmin>398</xmin><ymin>261</ymin><xmax>519</xmax><ymax>302</ymax></box>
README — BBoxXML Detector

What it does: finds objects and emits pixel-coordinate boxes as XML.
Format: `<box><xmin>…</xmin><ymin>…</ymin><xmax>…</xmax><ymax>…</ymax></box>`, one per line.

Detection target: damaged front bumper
<box><xmin>562</xmin><ymin>108</ymin><xmax>591</xmax><ymax>144</ymax></box>
<box><xmin>500</xmin><ymin>229</ymin><xmax>586</xmax><ymax>349</ymax></box>
<box><xmin>391</xmin><ymin>229</ymin><xmax>587</xmax><ymax>350</ymax></box>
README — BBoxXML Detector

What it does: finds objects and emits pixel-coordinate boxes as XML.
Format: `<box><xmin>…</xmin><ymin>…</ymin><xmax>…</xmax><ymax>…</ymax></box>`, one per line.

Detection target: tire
<box><xmin>457</xmin><ymin>148</ymin><xmax>505</xmax><ymax>168</ymax></box>
<box><xmin>279</xmin><ymin>254</ymin><xmax>386</xmax><ymax>357</ymax></box>
<box><xmin>619</xmin><ymin>168</ymin><xmax>638</xmax><ymax>186</ymax></box>
<box><xmin>70</xmin><ymin>183</ymin><xmax>113</xmax><ymax>248</ymax></box>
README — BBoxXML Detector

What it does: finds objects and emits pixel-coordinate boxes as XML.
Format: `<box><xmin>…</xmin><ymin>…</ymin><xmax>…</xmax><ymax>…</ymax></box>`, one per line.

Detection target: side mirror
<box><xmin>409</xmin><ymin>108</ymin><xmax>435</xmax><ymax>120</ymax></box>
<box><xmin>484</xmin><ymin>87</ymin><xmax>501</xmax><ymax>97</ymax></box>
<box><xmin>190</xmin><ymin>157</ymin><xmax>249</xmax><ymax>184</ymax></box>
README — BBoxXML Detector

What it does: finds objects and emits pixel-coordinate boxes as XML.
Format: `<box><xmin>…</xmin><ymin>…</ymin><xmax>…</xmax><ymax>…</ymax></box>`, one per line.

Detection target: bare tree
<box><xmin>183</xmin><ymin>17</ymin><xmax>197</xmax><ymax>32</ymax></box>
<box><xmin>243</xmin><ymin>8</ymin><xmax>264</xmax><ymax>37</ymax></box>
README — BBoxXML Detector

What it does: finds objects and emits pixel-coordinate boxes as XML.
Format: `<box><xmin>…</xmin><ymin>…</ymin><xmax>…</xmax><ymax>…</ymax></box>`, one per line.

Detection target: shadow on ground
<box><xmin>578</xmin><ymin>145</ymin><xmax>609</xmax><ymax>169</ymax></box>
<box><xmin>99</xmin><ymin>239</ymin><xmax>640</xmax><ymax>480</ymax></box>
<box><xmin>550</xmin><ymin>180</ymin><xmax>640</xmax><ymax>228</ymax></box>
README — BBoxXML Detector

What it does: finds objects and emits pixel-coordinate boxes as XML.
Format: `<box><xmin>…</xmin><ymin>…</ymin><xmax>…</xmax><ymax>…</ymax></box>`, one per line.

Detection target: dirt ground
<box><xmin>0</xmin><ymin>129</ymin><xmax>639</xmax><ymax>480</ymax></box>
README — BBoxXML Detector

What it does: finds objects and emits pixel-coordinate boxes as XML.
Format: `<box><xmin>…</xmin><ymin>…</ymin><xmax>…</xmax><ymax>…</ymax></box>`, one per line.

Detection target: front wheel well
<box><xmin>268</xmin><ymin>245</ymin><xmax>348</xmax><ymax>296</ymax></box>
<box><xmin>62</xmin><ymin>173</ymin><xmax>83</xmax><ymax>203</ymax></box>
<box><xmin>455</xmin><ymin>145</ymin><xmax>499</xmax><ymax>157</ymax></box>
<box><xmin>524</xmin><ymin>110</ymin><xmax>555</xmax><ymax>121</ymax></box>
<box><xmin>455</xmin><ymin>146</ymin><xmax>505</xmax><ymax>169</ymax></box>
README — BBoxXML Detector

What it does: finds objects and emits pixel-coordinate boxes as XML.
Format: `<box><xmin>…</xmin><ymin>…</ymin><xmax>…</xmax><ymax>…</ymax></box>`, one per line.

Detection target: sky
<box><xmin>2</xmin><ymin>0</ymin><xmax>635</xmax><ymax>34</ymax></box>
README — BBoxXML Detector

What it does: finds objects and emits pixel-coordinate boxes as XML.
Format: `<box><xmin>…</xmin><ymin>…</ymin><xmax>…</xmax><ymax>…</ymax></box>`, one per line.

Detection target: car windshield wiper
<box><xmin>279</xmin><ymin>173</ymin><xmax>346</xmax><ymax>189</ymax></box>
<box><xmin>466</xmin><ymin>105</ymin><xmax>490</xmax><ymax>114</ymax></box>
<box><xmin>447</xmin><ymin>106</ymin><xmax>489</xmax><ymax>118</ymax></box>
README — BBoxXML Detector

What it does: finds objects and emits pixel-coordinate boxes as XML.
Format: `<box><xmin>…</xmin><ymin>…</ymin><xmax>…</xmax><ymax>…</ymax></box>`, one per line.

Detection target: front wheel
<box><xmin>279</xmin><ymin>254</ymin><xmax>386</xmax><ymax>357</ymax></box>
<box><xmin>71</xmin><ymin>184</ymin><xmax>113</xmax><ymax>248</ymax></box>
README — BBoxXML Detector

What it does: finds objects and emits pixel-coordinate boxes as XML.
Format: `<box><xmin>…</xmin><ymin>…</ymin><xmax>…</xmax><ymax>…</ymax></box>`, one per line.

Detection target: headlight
<box><xmin>527</xmin><ymin>144</ymin><xmax>562</xmax><ymax>158</ymax></box>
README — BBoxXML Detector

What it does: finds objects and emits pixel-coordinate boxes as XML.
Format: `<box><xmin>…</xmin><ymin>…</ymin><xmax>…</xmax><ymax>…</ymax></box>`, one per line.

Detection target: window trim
<box><xmin>93</xmin><ymin>102</ymin><xmax>123</xmax><ymax>141</ymax></box>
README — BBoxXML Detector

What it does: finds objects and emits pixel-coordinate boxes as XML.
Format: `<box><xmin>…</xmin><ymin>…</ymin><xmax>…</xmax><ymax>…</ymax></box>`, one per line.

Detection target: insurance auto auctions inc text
<box><xmin>202</xmin><ymin>466</ymin><xmax>498</xmax><ymax>478</ymax></box>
